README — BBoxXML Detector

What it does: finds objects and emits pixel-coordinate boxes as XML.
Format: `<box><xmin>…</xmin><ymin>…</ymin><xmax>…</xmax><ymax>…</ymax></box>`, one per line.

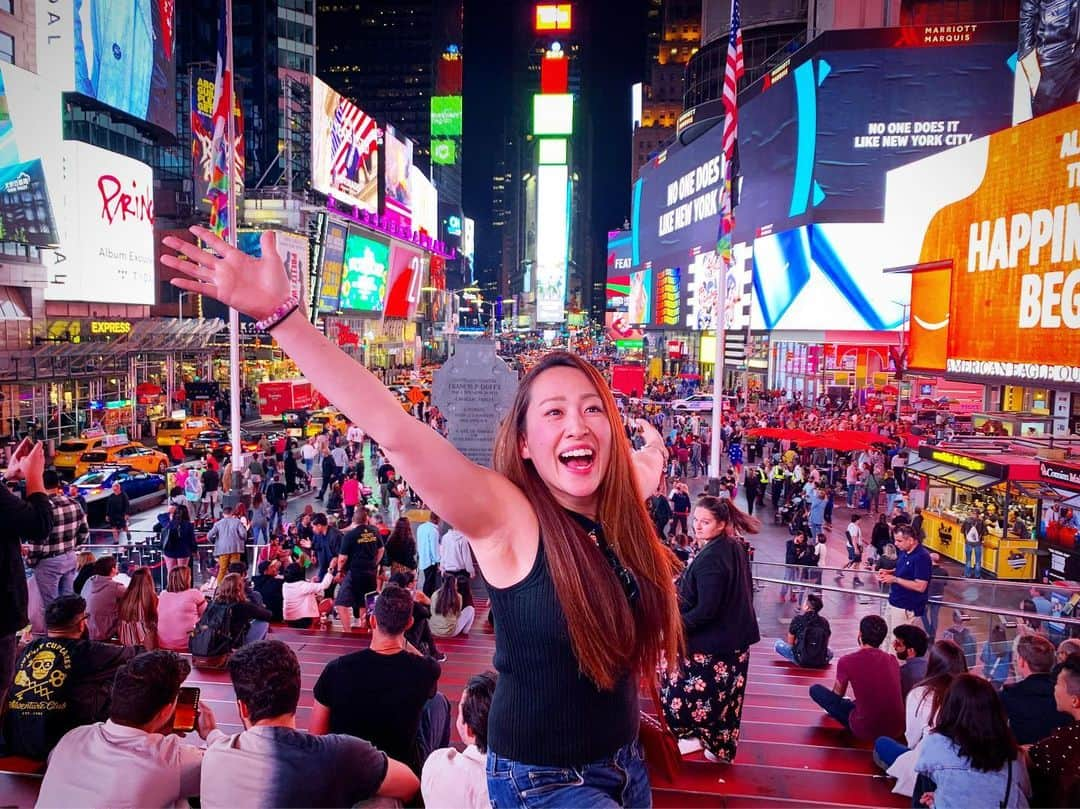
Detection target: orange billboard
<box><xmin>535</xmin><ymin>4</ymin><xmax>572</xmax><ymax>31</ymax></box>
<box><xmin>884</xmin><ymin>103</ymin><xmax>1080</xmax><ymax>385</ymax></box>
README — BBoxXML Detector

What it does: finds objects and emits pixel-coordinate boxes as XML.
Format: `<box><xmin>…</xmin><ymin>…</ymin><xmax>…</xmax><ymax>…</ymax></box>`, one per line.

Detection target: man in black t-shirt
<box><xmin>311</xmin><ymin>585</ymin><xmax>443</xmax><ymax>774</ymax></box>
<box><xmin>252</xmin><ymin>559</ymin><xmax>285</xmax><ymax>622</ymax></box>
<box><xmin>201</xmin><ymin>466</ymin><xmax>221</xmax><ymax>521</ymax></box>
<box><xmin>334</xmin><ymin>509</ymin><xmax>384</xmax><ymax>631</ymax></box>
<box><xmin>2</xmin><ymin>595</ymin><xmax>136</xmax><ymax>759</ymax></box>
<box><xmin>774</xmin><ymin>594</ymin><xmax>832</xmax><ymax>668</ymax></box>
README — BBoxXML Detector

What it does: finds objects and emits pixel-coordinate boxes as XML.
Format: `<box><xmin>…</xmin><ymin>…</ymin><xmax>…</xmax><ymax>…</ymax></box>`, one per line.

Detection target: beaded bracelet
<box><xmin>256</xmin><ymin>297</ymin><xmax>300</xmax><ymax>332</ymax></box>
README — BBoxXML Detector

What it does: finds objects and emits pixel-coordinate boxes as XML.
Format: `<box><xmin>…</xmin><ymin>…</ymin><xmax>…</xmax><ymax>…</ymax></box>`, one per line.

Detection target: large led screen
<box><xmin>339</xmin><ymin>232</ymin><xmax>390</xmax><ymax>312</ymax></box>
<box><xmin>606</xmin><ymin>230</ymin><xmax>633</xmax><ymax>311</ymax></box>
<box><xmin>47</xmin><ymin>141</ymin><xmax>156</xmax><ymax>304</ymax></box>
<box><xmin>383</xmin><ymin>124</ymin><xmax>413</xmax><ymax>230</ymax></box>
<box><xmin>191</xmin><ymin>68</ymin><xmax>244</xmax><ymax>216</ymax></box>
<box><xmin>736</xmin><ymin>23</ymin><xmax>1016</xmax><ymax>240</ymax></box>
<box><xmin>384</xmin><ymin>244</ymin><xmax>423</xmax><ymax>320</ymax></box>
<box><xmin>318</xmin><ymin>222</ymin><xmax>347</xmax><ymax>312</ymax></box>
<box><xmin>0</xmin><ymin>66</ymin><xmax>58</xmax><ymax>247</ymax></box>
<box><xmin>750</xmin><ymin>223</ymin><xmax>909</xmax><ymax>331</ymax></box>
<box><xmin>884</xmin><ymin>103</ymin><xmax>1080</xmax><ymax>384</ymax></box>
<box><xmin>536</xmin><ymin>164</ymin><xmax>568</xmax><ymax>323</ymax></box>
<box><xmin>54</xmin><ymin>0</ymin><xmax>179</xmax><ymax>134</ymax></box>
<box><xmin>628</xmin><ymin>269</ymin><xmax>653</xmax><ymax>326</ymax></box>
<box><xmin>430</xmin><ymin>96</ymin><xmax>463</xmax><ymax>136</ymax></box>
<box><xmin>236</xmin><ymin>229</ymin><xmax>309</xmax><ymax>315</ymax></box>
<box><xmin>409</xmin><ymin>165</ymin><xmax>438</xmax><ymax>237</ymax></box>
<box><xmin>312</xmin><ymin>78</ymin><xmax>379</xmax><ymax>213</ymax></box>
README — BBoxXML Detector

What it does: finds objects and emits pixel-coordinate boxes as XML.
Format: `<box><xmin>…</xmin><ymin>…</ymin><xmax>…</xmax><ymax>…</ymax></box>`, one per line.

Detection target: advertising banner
<box><xmin>884</xmin><ymin>103</ymin><xmax>1080</xmax><ymax>385</ymax></box>
<box><xmin>1014</xmin><ymin>0</ymin><xmax>1080</xmax><ymax>124</ymax></box>
<box><xmin>409</xmin><ymin>165</ymin><xmax>438</xmax><ymax>237</ymax></box>
<box><xmin>46</xmin><ymin>141</ymin><xmax>156</xmax><ymax>304</ymax></box>
<box><xmin>339</xmin><ymin>231</ymin><xmax>390</xmax><ymax>312</ymax></box>
<box><xmin>628</xmin><ymin>269</ymin><xmax>653</xmax><ymax>325</ymax></box>
<box><xmin>318</xmin><ymin>222</ymin><xmax>347</xmax><ymax>313</ymax></box>
<box><xmin>536</xmin><ymin>163</ymin><xmax>568</xmax><ymax>323</ymax></box>
<box><xmin>686</xmin><ymin>243</ymin><xmax>754</xmax><ymax>331</ymax></box>
<box><xmin>605</xmin><ymin>311</ymin><xmax>644</xmax><ymax>344</ymax></box>
<box><xmin>0</xmin><ymin>65</ymin><xmax>59</xmax><ymax>247</ymax></box>
<box><xmin>733</xmin><ymin>22</ymin><xmax>1016</xmax><ymax>240</ymax></box>
<box><xmin>47</xmin><ymin>0</ymin><xmax>180</xmax><ymax>135</ymax></box>
<box><xmin>384</xmin><ymin>243</ymin><xmax>423</xmax><ymax>320</ymax></box>
<box><xmin>750</xmin><ymin>223</ymin><xmax>908</xmax><ymax>331</ymax></box>
<box><xmin>655</xmin><ymin>266</ymin><xmax>682</xmax><ymax>327</ymax></box>
<box><xmin>191</xmin><ymin>68</ymin><xmax>244</xmax><ymax>215</ymax></box>
<box><xmin>312</xmin><ymin>77</ymin><xmax>379</xmax><ymax>213</ymax></box>
<box><xmin>431</xmin><ymin>139</ymin><xmax>457</xmax><ymax>166</ymax></box>
<box><xmin>430</xmin><ymin>96</ymin><xmax>463</xmax><ymax>136</ymax></box>
<box><xmin>382</xmin><ymin>124</ymin><xmax>413</xmax><ymax>230</ymax></box>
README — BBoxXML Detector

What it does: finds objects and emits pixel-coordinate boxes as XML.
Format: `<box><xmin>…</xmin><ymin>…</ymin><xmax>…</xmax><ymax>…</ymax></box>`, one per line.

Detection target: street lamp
<box><xmin>894</xmin><ymin>300</ymin><xmax>910</xmax><ymax>422</ymax></box>
<box><xmin>177</xmin><ymin>290</ymin><xmax>194</xmax><ymax>324</ymax></box>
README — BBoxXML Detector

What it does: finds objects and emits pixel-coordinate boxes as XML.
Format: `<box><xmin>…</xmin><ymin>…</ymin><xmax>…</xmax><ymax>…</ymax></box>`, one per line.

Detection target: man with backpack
<box><xmin>774</xmin><ymin>594</ymin><xmax>832</xmax><ymax>668</ymax></box>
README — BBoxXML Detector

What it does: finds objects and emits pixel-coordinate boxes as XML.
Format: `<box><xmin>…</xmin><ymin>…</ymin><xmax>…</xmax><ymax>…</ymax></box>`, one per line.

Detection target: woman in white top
<box><xmin>874</xmin><ymin>639</ymin><xmax>969</xmax><ymax>796</ymax></box>
<box><xmin>282</xmin><ymin>562</ymin><xmax>334</xmax><ymax>628</ymax></box>
<box><xmin>430</xmin><ymin>573</ymin><xmax>476</xmax><ymax>638</ymax></box>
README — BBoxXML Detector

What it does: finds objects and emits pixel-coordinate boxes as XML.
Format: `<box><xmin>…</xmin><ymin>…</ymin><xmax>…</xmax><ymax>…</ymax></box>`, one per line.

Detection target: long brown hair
<box><xmin>492</xmin><ymin>351</ymin><xmax>682</xmax><ymax>690</ymax></box>
<box><xmin>434</xmin><ymin>573</ymin><xmax>462</xmax><ymax>617</ymax></box>
<box><xmin>694</xmin><ymin>496</ymin><xmax>761</xmax><ymax>540</ymax></box>
<box><xmin>119</xmin><ymin>568</ymin><xmax>158</xmax><ymax>628</ymax></box>
<box><xmin>216</xmin><ymin>573</ymin><xmax>247</xmax><ymax>604</ymax></box>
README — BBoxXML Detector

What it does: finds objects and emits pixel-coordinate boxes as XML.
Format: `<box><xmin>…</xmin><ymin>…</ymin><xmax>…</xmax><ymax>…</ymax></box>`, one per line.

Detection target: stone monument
<box><xmin>432</xmin><ymin>340</ymin><xmax>518</xmax><ymax>468</ymax></box>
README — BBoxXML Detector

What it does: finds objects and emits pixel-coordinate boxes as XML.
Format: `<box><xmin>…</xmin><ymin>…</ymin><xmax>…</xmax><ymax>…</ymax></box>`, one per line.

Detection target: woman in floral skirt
<box><xmin>663</xmin><ymin>496</ymin><xmax>760</xmax><ymax>762</ymax></box>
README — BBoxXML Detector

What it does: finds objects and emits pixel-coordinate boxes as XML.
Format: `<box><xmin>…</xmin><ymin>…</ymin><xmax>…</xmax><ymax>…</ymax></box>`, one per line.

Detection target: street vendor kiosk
<box><xmin>1039</xmin><ymin>459</ymin><xmax>1080</xmax><ymax>583</ymax></box>
<box><xmin>907</xmin><ymin>446</ymin><xmax>1041</xmax><ymax>580</ymax></box>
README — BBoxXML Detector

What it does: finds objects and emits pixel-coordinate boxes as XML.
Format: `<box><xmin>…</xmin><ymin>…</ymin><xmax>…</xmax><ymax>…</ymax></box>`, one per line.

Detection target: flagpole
<box><xmin>710</xmin><ymin>258</ymin><xmax>726</xmax><ymax>480</ymax></box>
<box><xmin>224</xmin><ymin>0</ymin><xmax>243</xmax><ymax>495</ymax></box>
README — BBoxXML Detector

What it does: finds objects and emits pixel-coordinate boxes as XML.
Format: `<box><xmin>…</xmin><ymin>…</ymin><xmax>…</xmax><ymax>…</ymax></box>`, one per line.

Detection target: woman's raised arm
<box><xmin>162</xmin><ymin>227</ymin><xmax>533</xmax><ymax>553</ymax></box>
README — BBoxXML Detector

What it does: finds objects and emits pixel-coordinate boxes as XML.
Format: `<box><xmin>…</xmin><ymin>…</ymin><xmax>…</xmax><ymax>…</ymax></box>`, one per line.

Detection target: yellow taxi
<box><xmin>54</xmin><ymin>435</ymin><xmax>110</xmax><ymax>478</ymax></box>
<box><xmin>304</xmin><ymin>409</ymin><xmax>349</xmax><ymax>438</ymax></box>
<box><xmin>155</xmin><ymin>416</ymin><xmax>222</xmax><ymax>448</ymax></box>
<box><xmin>75</xmin><ymin>439</ymin><xmax>170</xmax><ymax>478</ymax></box>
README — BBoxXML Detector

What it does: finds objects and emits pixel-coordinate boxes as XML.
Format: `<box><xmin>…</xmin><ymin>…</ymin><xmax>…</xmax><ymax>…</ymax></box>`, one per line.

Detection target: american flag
<box><xmin>207</xmin><ymin>0</ymin><xmax>234</xmax><ymax>239</ymax></box>
<box><xmin>716</xmin><ymin>0</ymin><xmax>743</xmax><ymax>262</ymax></box>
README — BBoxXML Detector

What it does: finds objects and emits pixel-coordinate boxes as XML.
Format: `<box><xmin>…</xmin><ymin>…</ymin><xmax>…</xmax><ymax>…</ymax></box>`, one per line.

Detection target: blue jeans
<box><xmin>873</xmin><ymin>736</ymin><xmax>908</xmax><ymax>770</ymax></box>
<box><xmin>964</xmin><ymin>543</ymin><xmax>982</xmax><ymax>578</ymax></box>
<box><xmin>486</xmin><ymin>740</ymin><xmax>651</xmax><ymax>808</ymax></box>
<box><xmin>846</xmin><ymin>483</ymin><xmax>856</xmax><ymax>507</ymax></box>
<box><xmin>250</xmin><ymin>524</ymin><xmax>268</xmax><ymax>546</ymax></box>
<box><xmin>243</xmin><ymin>620</ymin><xmax>269</xmax><ymax>645</ymax></box>
<box><xmin>775</xmin><ymin>639</ymin><xmax>832</xmax><ymax>666</ymax></box>
<box><xmin>33</xmin><ymin>552</ymin><xmax>78</xmax><ymax>612</ymax></box>
<box><xmin>922</xmin><ymin>601</ymin><xmax>942</xmax><ymax>641</ymax></box>
<box><xmin>809</xmin><ymin>684</ymin><xmax>854</xmax><ymax>730</ymax></box>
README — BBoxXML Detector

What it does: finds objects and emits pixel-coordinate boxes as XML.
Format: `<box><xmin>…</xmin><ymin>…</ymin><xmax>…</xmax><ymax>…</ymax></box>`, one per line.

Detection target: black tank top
<box><xmin>486</xmin><ymin>539</ymin><xmax>639</xmax><ymax>767</ymax></box>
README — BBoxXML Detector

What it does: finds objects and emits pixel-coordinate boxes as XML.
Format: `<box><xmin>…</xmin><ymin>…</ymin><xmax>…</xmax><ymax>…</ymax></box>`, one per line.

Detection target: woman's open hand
<box><xmin>161</xmin><ymin>226</ymin><xmax>292</xmax><ymax>322</ymax></box>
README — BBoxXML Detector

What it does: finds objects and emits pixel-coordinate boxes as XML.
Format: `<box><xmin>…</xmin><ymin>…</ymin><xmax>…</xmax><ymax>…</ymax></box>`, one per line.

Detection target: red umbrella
<box><xmin>880</xmin><ymin>384</ymin><xmax>899</xmax><ymax>395</ymax></box>
<box><xmin>746</xmin><ymin>427</ymin><xmax>788</xmax><ymax>438</ymax></box>
<box><xmin>801</xmin><ymin>431</ymin><xmax>876</xmax><ymax>452</ymax></box>
<box><xmin>776</xmin><ymin>428</ymin><xmax>817</xmax><ymax>444</ymax></box>
<box><xmin>836</xmin><ymin>429</ymin><xmax>899</xmax><ymax>445</ymax></box>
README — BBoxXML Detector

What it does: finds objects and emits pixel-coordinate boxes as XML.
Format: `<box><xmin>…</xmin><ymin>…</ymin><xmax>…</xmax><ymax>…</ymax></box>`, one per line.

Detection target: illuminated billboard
<box><xmin>884</xmin><ymin>102</ymin><xmax>1080</xmax><ymax>384</ymax></box>
<box><xmin>538</xmin><ymin>138</ymin><xmax>567</xmax><ymax>165</ymax></box>
<box><xmin>0</xmin><ymin>66</ymin><xmax>58</xmax><ymax>247</ymax></box>
<box><xmin>750</xmin><ymin>223</ymin><xmax>908</xmax><ymax>331</ymax></box>
<box><xmin>687</xmin><ymin>243</ymin><xmax>753</xmax><ymax>331</ymax></box>
<box><xmin>383</xmin><ymin>124</ymin><xmax>413</xmax><ymax>230</ymax></box>
<box><xmin>628</xmin><ymin>270</ymin><xmax>653</xmax><ymax>326</ymax></box>
<box><xmin>409</xmin><ymin>165</ymin><xmax>438</xmax><ymax>237</ymax></box>
<box><xmin>384</xmin><ymin>244</ymin><xmax>424</xmax><ymax>320</ymax></box>
<box><xmin>655</xmin><ymin>267</ymin><xmax>681</xmax><ymax>326</ymax></box>
<box><xmin>46</xmin><ymin>141</ymin><xmax>156</xmax><ymax>304</ymax></box>
<box><xmin>606</xmin><ymin>230</ymin><xmax>633</xmax><ymax>311</ymax></box>
<box><xmin>191</xmin><ymin>69</ymin><xmax>244</xmax><ymax>216</ymax></box>
<box><xmin>339</xmin><ymin>232</ymin><xmax>390</xmax><ymax>312</ymax></box>
<box><xmin>318</xmin><ymin>222</ymin><xmax>347</xmax><ymax>312</ymax></box>
<box><xmin>536</xmin><ymin>163</ymin><xmax>568</xmax><ymax>323</ymax></box>
<box><xmin>541</xmin><ymin>53</ymin><xmax>569</xmax><ymax>94</ymax></box>
<box><xmin>437</xmin><ymin>47</ymin><xmax>463</xmax><ymax>95</ymax></box>
<box><xmin>533</xmin><ymin>94</ymin><xmax>574</xmax><ymax>136</ymax></box>
<box><xmin>735</xmin><ymin>22</ymin><xmax>1016</xmax><ymax>240</ymax></box>
<box><xmin>432</xmin><ymin>140</ymin><xmax>457</xmax><ymax>165</ymax></box>
<box><xmin>430</xmin><ymin>96</ymin><xmax>463</xmax><ymax>136</ymax></box>
<box><xmin>34</xmin><ymin>0</ymin><xmax>179</xmax><ymax>135</ymax></box>
<box><xmin>312</xmin><ymin>77</ymin><xmax>379</xmax><ymax>213</ymax></box>
<box><xmin>535</xmin><ymin>3</ymin><xmax>572</xmax><ymax>31</ymax></box>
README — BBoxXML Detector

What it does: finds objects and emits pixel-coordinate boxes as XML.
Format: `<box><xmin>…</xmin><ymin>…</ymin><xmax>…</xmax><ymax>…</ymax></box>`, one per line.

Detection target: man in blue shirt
<box><xmin>876</xmin><ymin>524</ymin><xmax>931</xmax><ymax>633</ymax></box>
<box><xmin>417</xmin><ymin>514</ymin><xmax>441</xmax><ymax>597</ymax></box>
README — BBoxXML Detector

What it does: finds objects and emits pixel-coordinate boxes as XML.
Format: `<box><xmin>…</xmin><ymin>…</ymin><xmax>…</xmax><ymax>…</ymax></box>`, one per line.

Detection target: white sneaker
<box><xmin>678</xmin><ymin>737</ymin><xmax>703</xmax><ymax>755</ymax></box>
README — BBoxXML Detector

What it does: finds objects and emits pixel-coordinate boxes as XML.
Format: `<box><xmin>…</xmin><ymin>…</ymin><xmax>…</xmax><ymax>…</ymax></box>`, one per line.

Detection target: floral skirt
<box><xmin>661</xmin><ymin>648</ymin><xmax>750</xmax><ymax>762</ymax></box>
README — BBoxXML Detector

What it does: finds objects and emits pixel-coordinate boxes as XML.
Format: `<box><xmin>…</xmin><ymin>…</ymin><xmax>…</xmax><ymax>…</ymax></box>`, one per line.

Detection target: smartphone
<box><xmin>364</xmin><ymin>590</ymin><xmax>378</xmax><ymax>614</ymax></box>
<box><xmin>9</xmin><ymin>438</ymin><xmax>31</xmax><ymax>463</ymax></box>
<box><xmin>172</xmin><ymin>687</ymin><xmax>200</xmax><ymax>733</ymax></box>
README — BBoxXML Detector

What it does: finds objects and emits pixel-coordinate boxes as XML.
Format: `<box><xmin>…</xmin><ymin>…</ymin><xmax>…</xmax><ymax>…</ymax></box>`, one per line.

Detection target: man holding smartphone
<box><xmin>37</xmin><ymin>650</ymin><xmax>223</xmax><ymax>807</ymax></box>
<box><xmin>0</xmin><ymin>438</ymin><xmax>52</xmax><ymax>694</ymax></box>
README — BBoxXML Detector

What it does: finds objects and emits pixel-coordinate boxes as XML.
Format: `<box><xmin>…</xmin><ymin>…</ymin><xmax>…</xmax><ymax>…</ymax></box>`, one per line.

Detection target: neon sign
<box><xmin>326</xmin><ymin>198</ymin><xmax>456</xmax><ymax>259</ymax></box>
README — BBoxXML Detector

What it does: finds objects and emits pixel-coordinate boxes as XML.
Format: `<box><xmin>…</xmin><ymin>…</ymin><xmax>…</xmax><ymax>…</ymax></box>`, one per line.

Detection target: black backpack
<box><xmin>188</xmin><ymin>602</ymin><xmax>242</xmax><ymax>666</ymax></box>
<box><xmin>162</xmin><ymin>524</ymin><xmax>182</xmax><ymax>556</ymax></box>
<box><xmin>795</xmin><ymin>614</ymin><xmax>831</xmax><ymax>668</ymax></box>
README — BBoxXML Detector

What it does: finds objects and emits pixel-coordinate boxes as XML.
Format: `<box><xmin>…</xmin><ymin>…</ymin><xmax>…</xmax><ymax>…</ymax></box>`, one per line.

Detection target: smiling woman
<box><xmin>161</xmin><ymin>227</ymin><xmax>682</xmax><ymax>806</ymax></box>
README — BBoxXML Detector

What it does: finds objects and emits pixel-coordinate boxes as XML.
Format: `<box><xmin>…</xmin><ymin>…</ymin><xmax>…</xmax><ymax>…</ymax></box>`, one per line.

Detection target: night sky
<box><xmin>462</xmin><ymin>0</ymin><xmax>651</xmax><ymax>286</ymax></box>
